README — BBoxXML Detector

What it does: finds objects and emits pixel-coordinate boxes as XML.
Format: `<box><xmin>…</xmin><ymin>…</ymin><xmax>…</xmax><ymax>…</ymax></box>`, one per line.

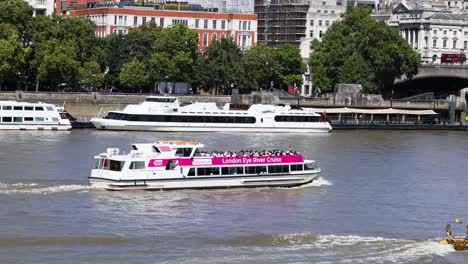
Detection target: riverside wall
<box><xmin>0</xmin><ymin>91</ymin><xmax>460</xmax><ymax>121</ymax></box>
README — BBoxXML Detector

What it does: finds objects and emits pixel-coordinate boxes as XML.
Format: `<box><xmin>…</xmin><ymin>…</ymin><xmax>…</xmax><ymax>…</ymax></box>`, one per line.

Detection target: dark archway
<box><xmin>393</xmin><ymin>77</ymin><xmax>468</xmax><ymax>99</ymax></box>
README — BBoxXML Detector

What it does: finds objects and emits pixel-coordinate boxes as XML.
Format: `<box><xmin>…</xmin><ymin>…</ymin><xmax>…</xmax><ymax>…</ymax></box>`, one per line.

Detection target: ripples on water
<box><xmin>0</xmin><ymin>130</ymin><xmax>467</xmax><ymax>263</ymax></box>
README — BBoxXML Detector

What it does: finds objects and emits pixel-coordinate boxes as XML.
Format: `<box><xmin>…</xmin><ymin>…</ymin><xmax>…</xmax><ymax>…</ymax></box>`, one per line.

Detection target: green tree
<box><xmin>79</xmin><ymin>61</ymin><xmax>104</xmax><ymax>91</ymax></box>
<box><xmin>310</xmin><ymin>6</ymin><xmax>420</xmax><ymax>94</ymax></box>
<box><xmin>124</xmin><ymin>21</ymin><xmax>162</xmax><ymax>64</ymax></box>
<box><xmin>0</xmin><ymin>0</ymin><xmax>33</xmax><ymax>45</ymax></box>
<box><xmin>149</xmin><ymin>24</ymin><xmax>199</xmax><ymax>83</ymax></box>
<box><xmin>0</xmin><ymin>23</ymin><xmax>30</xmax><ymax>90</ymax></box>
<box><xmin>196</xmin><ymin>38</ymin><xmax>243</xmax><ymax>94</ymax></box>
<box><xmin>34</xmin><ymin>40</ymin><xmax>80</xmax><ymax>90</ymax></box>
<box><xmin>241</xmin><ymin>43</ymin><xmax>276</xmax><ymax>90</ymax></box>
<box><xmin>119</xmin><ymin>58</ymin><xmax>149</xmax><ymax>92</ymax></box>
<box><xmin>273</xmin><ymin>44</ymin><xmax>306</xmax><ymax>90</ymax></box>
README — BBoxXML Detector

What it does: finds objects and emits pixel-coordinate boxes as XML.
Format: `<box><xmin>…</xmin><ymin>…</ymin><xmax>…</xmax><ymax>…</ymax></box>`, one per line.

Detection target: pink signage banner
<box><xmin>211</xmin><ymin>155</ymin><xmax>304</xmax><ymax>165</ymax></box>
<box><xmin>148</xmin><ymin>155</ymin><xmax>304</xmax><ymax>167</ymax></box>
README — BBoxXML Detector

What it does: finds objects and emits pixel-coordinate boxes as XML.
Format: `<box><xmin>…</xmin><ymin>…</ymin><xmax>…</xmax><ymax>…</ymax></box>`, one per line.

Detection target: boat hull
<box><xmin>0</xmin><ymin>124</ymin><xmax>71</xmax><ymax>130</ymax></box>
<box><xmin>91</xmin><ymin>119</ymin><xmax>331</xmax><ymax>133</ymax></box>
<box><xmin>89</xmin><ymin>172</ymin><xmax>320</xmax><ymax>191</ymax></box>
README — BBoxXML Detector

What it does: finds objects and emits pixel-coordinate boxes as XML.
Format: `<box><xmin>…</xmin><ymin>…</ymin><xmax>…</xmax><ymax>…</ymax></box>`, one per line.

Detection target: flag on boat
<box><xmin>159</xmin><ymin>146</ymin><xmax>172</xmax><ymax>152</ymax></box>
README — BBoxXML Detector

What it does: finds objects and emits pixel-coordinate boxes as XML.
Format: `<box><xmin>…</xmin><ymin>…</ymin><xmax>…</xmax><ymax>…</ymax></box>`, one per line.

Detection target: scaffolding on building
<box><xmin>254</xmin><ymin>0</ymin><xmax>309</xmax><ymax>48</ymax></box>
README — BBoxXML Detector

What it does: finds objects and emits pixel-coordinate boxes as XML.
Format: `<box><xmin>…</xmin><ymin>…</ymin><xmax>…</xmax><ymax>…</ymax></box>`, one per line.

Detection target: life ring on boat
<box><xmin>60</xmin><ymin>113</ymin><xmax>67</xmax><ymax>119</ymax></box>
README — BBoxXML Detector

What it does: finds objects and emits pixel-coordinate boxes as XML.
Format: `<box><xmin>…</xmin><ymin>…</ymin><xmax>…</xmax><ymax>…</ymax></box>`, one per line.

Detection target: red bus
<box><xmin>441</xmin><ymin>53</ymin><xmax>466</xmax><ymax>64</ymax></box>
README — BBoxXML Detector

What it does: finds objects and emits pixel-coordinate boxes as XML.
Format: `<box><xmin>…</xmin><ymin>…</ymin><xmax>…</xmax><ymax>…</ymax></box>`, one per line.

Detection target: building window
<box><xmin>221</xmin><ymin>20</ymin><xmax>225</xmax><ymax>29</ymax></box>
<box><xmin>248</xmin><ymin>21</ymin><xmax>251</xmax><ymax>30</ymax></box>
<box><xmin>195</xmin><ymin>19</ymin><xmax>199</xmax><ymax>28</ymax></box>
<box><xmin>433</xmin><ymin>39</ymin><xmax>437</xmax><ymax>48</ymax></box>
<box><xmin>443</xmin><ymin>30</ymin><xmax>447</xmax><ymax>35</ymax></box>
<box><xmin>133</xmin><ymin>16</ymin><xmax>137</xmax><ymax>27</ymax></box>
<box><xmin>243</xmin><ymin>21</ymin><xmax>247</xmax><ymax>30</ymax></box>
<box><xmin>212</xmin><ymin>33</ymin><xmax>217</xmax><ymax>42</ymax></box>
<box><xmin>336</xmin><ymin>0</ymin><xmax>341</xmax><ymax>5</ymax></box>
<box><xmin>114</xmin><ymin>15</ymin><xmax>117</xmax><ymax>25</ymax></box>
<box><xmin>454</xmin><ymin>31</ymin><xmax>457</xmax><ymax>36</ymax></box>
<box><xmin>319</xmin><ymin>30</ymin><xmax>323</xmax><ymax>37</ymax></box>
<box><xmin>464</xmin><ymin>41</ymin><xmax>467</xmax><ymax>50</ymax></box>
<box><xmin>331</xmin><ymin>10</ymin><xmax>335</xmax><ymax>14</ymax></box>
<box><xmin>324</xmin><ymin>10</ymin><xmax>328</xmax><ymax>13</ymax></box>
<box><xmin>433</xmin><ymin>30</ymin><xmax>437</xmax><ymax>34</ymax></box>
<box><xmin>310</xmin><ymin>30</ymin><xmax>314</xmax><ymax>37</ymax></box>
<box><xmin>310</xmin><ymin>20</ymin><xmax>314</xmax><ymax>26</ymax></box>
<box><xmin>203</xmin><ymin>32</ymin><xmax>208</xmax><ymax>47</ymax></box>
<box><xmin>221</xmin><ymin>33</ymin><xmax>225</xmax><ymax>39</ymax></box>
<box><xmin>213</xmin><ymin>20</ymin><xmax>217</xmax><ymax>29</ymax></box>
<box><xmin>142</xmin><ymin>17</ymin><xmax>146</xmax><ymax>25</ymax></box>
<box><xmin>443</xmin><ymin>39</ymin><xmax>447</xmax><ymax>48</ymax></box>
<box><xmin>160</xmin><ymin>18</ymin><xmax>164</xmax><ymax>27</ymax></box>
<box><xmin>318</xmin><ymin>20</ymin><xmax>322</xmax><ymax>26</ymax></box>
<box><xmin>453</xmin><ymin>40</ymin><xmax>457</xmax><ymax>48</ymax></box>
<box><xmin>325</xmin><ymin>20</ymin><xmax>330</xmax><ymax>26</ymax></box>
<box><xmin>239</xmin><ymin>21</ymin><xmax>241</xmax><ymax>30</ymax></box>
<box><xmin>204</xmin><ymin>19</ymin><xmax>208</xmax><ymax>29</ymax></box>
<box><xmin>322</xmin><ymin>1</ymin><xmax>326</xmax><ymax>5</ymax></box>
<box><xmin>317</xmin><ymin>10</ymin><xmax>321</xmax><ymax>13</ymax></box>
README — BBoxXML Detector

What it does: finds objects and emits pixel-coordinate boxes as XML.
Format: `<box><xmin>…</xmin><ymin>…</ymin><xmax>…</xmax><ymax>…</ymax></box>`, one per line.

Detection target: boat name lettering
<box><xmin>220</xmin><ymin>156</ymin><xmax>283</xmax><ymax>164</ymax></box>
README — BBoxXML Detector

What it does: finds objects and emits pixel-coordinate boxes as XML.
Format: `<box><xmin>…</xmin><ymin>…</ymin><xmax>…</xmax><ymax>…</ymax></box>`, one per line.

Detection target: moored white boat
<box><xmin>89</xmin><ymin>141</ymin><xmax>322</xmax><ymax>191</ymax></box>
<box><xmin>0</xmin><ymin>101</ymin><xmax>71</xmax><ymax>130</ymax></box>
<box><xmin>91</xmin><ymin>96</ymin><xmax>332</xmax><ymax>133</ymax></box>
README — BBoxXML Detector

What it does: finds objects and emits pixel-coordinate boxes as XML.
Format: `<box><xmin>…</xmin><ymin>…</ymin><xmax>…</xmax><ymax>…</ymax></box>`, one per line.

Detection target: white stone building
<box><xmin>385</xmin><ymin>1</ymin><xmax>468</xmax><ymax>64</ymax></box>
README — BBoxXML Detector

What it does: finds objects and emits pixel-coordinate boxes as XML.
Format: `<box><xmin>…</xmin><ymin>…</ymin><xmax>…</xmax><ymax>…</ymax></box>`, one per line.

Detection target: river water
<box><xmin>0</xmin><ymin>130</ymin><xmax>467</xmax><ymax>264</ymax></box>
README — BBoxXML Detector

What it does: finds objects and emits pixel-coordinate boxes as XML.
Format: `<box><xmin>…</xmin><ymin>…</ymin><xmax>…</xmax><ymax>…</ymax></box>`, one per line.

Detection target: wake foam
<box><xmin>211</xmin><ymin>233</ymin><xmax>454</xmax><ymax>263</ymax></box>
<box><xmin>0</xmin><ymin>182</ymin><xmax>90</xmax><ymax>194</ymax></box>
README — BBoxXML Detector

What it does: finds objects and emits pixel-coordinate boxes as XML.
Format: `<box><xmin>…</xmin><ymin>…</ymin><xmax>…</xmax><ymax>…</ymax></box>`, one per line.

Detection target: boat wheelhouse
<box><xmin>0</xmin><ymin>101</ymin><xmax>71</xmax><ymax>130</ymax></box>
<box><xmin>89</xmin><ymin>141</ymin><xmax>321</xmax><ymax>191</ymax></box>
<box><xmin>91</xmin><ymin>96</ymin><xmax>332</xmax><ymax>133</ymax></box>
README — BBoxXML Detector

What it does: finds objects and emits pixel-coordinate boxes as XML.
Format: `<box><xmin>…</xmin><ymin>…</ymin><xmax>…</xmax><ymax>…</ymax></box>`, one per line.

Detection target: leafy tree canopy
<box><xmin>310</xmin><ymin>6</ymin><xmax>420</xmax><ymax>94</ymax></box>
<box><xmin>119</xmin><ymin>58</ymin><xmax>150</xmax><ymax>92</ymax></box>
<box><xmin>241</xmin><ymin>43</ymin><xmax>276</xmax><ymax>90</ymax></box>
<box><xmin>274</xmin><ymin>44</ymin><xmax>306</xmax><ymax>89</ymax></box>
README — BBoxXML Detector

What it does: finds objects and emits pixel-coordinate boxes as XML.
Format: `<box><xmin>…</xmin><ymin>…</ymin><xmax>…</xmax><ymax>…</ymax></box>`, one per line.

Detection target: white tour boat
<box><xmin>89</xmin><ymin>141</ymin><xmax>321</xmax><ymax>191</ymax></box>
<box><xmin>0</xmin><ymin>101</ymin><xmax>71</xmax><ymax>130</ymax></box>
<box><xmin>91</xmin><ymin>96</ymin><xmax>332</xmax><ymax>133</ymax></box>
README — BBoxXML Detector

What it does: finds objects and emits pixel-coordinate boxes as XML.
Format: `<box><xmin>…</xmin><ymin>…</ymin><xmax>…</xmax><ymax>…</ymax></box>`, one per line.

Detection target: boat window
<box><xmin>129</xmin><ymin>161</ymin><xmax>146</xmax><ymax>170</ymax></box>
<box><xmin>193</xmin><ymin>149</ymin><xmax>201</xmax><ymax>156</ymax></box>
<box><xmin>145</xmin><ymin>97</ymin><xmax>177</xmax><ymax>103</ymax></box>
<box><xmin>13</xmin><ymin>106</ymin><xmax>23</xmax><ymax>111</ymax></box>
<box><xmin>99</xmin><ymin>159</ymin><xmax>109</xmax><ymax>170</ymax></box>
<box><xmin>268</xmin><ymin>165</ymin><xmax>290</xmax><ymax>174</ymax></box>
<box><xmin>197</xmin><ymin>167</ymin><xmax>220</xmax><ymax>176</ymax></box>
<box><xmin>109</xmin><ymin>160</ymin><xmax>124</xmax><ymax>171</ymax></box>
<box><xmin>2</xmin><ymin>106</ymin><xmax>12</xmax><ymax>110</ymax></box>
<box><xmin>2</xmin><ymin>117</ymin><xmax>12</xmax><ymax>123</ymax></box>
<box><xmin>175</xmin><ymin>148</ymin><xmax>192</xmax><ymax>157</ymax></box>
<box><xmin>46</xmin><ymin>107</ymin><xmax>54</xmax><ymax>111</ymax></box>
<box><xmin>35</xmin><ymin>117</ymin><xmax>44</xmax><ymax>122</ymax></box>
<box><xmin>221</xmin><ymin>166</ymin><xmax>244</xmax><ymax>175</ymax></box>
<box><xmin>245</xmin><ymin>166</ymin><xmax>256</xmax><ymax>174</ymax></box>
<box><xmin>24</xmin><ymin>117</ymin><xmax>34</xmax><ymax>121</ymax></box>
<box><xmin>188</xmin><ymin>168</ymin><xmax>196</xmax><ymax>176</ymax></box>
<box><xmin>291</xmin><ymin>164</ymin><xmax>304</xmax><ymax>171</ymax></box>
<box><xmin>13</xmin><ymin>117</ymin><xmax>23</xmax><ymax>122</ymax></box>
<box><xmin>304</xmin><ymin>163</ymin><xmax>316</xmax><ymax>170</ymax></box>
<box><xmin>24</xmin><ymin>106</ymin><xmax>33</xmax><ymax>111</ymax></box>
<box><xmin>166</xmin><ymin>160</ymin><xmax>179</xmax><ymax>170</ymax></box>
<box><xmin>274</xmin><ymin>115</ymin><xmax>321</xmax><ymax>122</ymax></box>
<box><xmin>52</xmin><ymin>117</ymin><xmax>59</xmax><ymax>122</ymax></box>
<box><xmin>132</xmin><ymin>145</ymin><xmax>138</xmax><ymax>150</ymax></box>
<box><xmin>35</xmin><ymin>106</ymin><xmax>44</xmax><ymax>111</ymax></box>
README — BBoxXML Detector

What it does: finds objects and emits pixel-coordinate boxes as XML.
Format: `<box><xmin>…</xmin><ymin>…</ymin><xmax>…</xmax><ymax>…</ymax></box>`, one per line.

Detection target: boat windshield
<box><xmin>304</xmin><ymin>162</ymin><xmax>317</xmax><ymax>170</ymax></box>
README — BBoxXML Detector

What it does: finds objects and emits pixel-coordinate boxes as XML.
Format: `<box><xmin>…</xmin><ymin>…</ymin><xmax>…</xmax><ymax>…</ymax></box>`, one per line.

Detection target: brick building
<box><xmin>68</xmin><ymin>6</ymin><xmax>257</xmax><ymax>50</ymax></box>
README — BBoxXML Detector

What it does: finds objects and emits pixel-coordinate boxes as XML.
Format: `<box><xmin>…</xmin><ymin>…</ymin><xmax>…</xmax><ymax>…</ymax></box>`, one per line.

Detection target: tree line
<box><xmin>0</xmin><ymin>0</ymin><xmax>305</xmax><ymax>94</ymax></box>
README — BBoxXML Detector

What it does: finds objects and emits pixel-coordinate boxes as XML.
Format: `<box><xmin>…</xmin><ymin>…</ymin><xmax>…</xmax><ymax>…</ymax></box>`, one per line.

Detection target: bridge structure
<box><xmin>395</xmin><ymin>64</ymin><xmax>468</xmax><ymax>84</ymax></box>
